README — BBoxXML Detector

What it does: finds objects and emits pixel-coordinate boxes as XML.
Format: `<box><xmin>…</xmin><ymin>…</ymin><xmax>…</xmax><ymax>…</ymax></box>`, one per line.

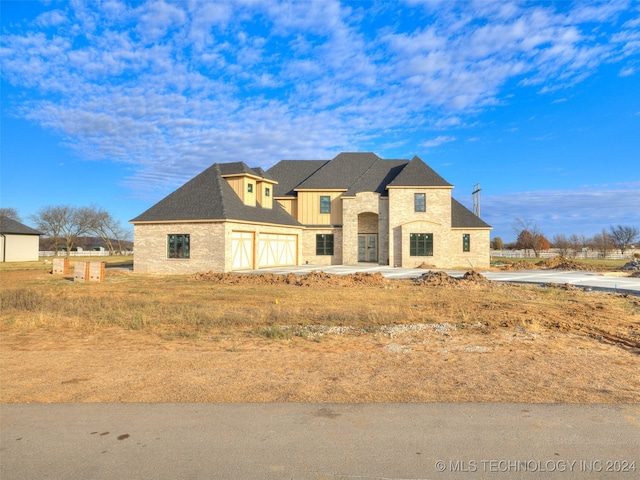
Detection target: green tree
<box><xmin>491</xmin><ymin>237</ymin><xmax>504</xmax><ymax>250</ymax></box>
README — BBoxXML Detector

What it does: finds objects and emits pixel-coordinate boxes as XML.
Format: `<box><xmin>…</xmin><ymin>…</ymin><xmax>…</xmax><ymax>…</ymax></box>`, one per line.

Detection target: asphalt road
<box><xmin>1</xmin><ymin>403</ymin><xmax>639</xmax><ymax>479</ymax></box>
<box><xmin>237</xmin><ymin>265</ymin><xmax>640</xmax><ymax>295</ymax></box>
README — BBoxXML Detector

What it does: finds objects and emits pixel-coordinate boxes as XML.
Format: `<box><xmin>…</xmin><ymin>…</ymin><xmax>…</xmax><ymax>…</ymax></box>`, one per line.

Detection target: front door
<box><xmin>358</xmin><ymin>234</ymin><xmax>378</xmax><ymax>263</ymax></box>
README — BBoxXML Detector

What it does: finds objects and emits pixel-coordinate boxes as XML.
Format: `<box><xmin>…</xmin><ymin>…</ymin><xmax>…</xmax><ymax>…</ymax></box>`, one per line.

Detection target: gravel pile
<box><xmin>620</xmin><ymin>259</ymin><xmax>640</xmax><ymax>271</ymax></box>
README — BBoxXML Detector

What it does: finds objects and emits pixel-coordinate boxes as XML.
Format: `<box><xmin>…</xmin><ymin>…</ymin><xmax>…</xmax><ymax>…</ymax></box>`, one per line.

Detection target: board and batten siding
<box><xmin>275</xmin><ymin>198</ymin><xmax>298</xmax><ymax>219</ymax></box>
<box><xmin>296</xmin><ymin>191</ymin><xmax>344</xmax><ymax>225</ymax></box>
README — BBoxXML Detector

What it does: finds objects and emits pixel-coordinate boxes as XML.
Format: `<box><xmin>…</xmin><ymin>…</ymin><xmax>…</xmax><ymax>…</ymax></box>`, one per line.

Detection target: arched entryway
<box><xmin>357</xmin><ymin>212</ymin><xmax>379</xmax><ymax>263</ymax></box>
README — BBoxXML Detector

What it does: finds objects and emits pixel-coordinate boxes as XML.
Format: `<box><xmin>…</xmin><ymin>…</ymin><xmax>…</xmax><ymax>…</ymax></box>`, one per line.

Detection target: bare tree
<box><xmin>88</xmin><ymin>206</ymin><xmax>131</xmax><ymax>255</ymax></box>
<box><xmin>590</xmin><ymin>229</ymin><xmax>614</xmax><ymax>258</ymax></box>
<box><xmin>568</xmin><ymin>233</ymin><xmax>588</xmax><ymax>258</ymax></box>
<box><xmin>30</xmin><ymin>206</ymin><xmax>71</xmax><ymax>255</ymax></box>
<box><xmin>609</xmin><ymin>225</ymin><xmax>639</xmax><ymax>255</ymax></box>
<box><xmin>552</xmin><ymin>233</ymin><xmax>570</xmax><ymax>257</ymax></box>
<box><xmin>31</xmin><ymin>205</ymin><xmax>98</xmax><ymax>255</ymax></box>
<box><xmin>0</xmin><ymin>208</ymin><xmax>21</xmax><ymax>222</ymax></box>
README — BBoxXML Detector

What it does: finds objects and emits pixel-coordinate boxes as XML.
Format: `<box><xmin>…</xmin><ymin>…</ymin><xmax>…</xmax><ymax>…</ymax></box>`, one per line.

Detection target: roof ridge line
<box><xmin>212</xmin><ymin>164</ymin><xmax>228</xmax><ymax>218</ymax></box>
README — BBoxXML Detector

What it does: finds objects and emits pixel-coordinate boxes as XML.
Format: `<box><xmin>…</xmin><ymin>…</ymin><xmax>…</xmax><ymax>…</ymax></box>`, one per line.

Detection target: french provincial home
<box><xmin>131</xmin><ymin>153</ymin><xmax>492</xmax><ymax>274</ymax></box>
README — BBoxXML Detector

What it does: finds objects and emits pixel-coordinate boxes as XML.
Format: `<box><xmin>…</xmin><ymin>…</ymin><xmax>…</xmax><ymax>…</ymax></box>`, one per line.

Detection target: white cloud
<box><xmin>1</xmin><ymin>0</ymin><xmax>638</xmax><ymax>196</ymax></box>
<box><xmin>619</xmin><ymin>66</ymin><xmax>635</xmax><ymax>76</ymax></box>
<box><xmin>420</xmin><ymin>135</ymin><xmax>457</xmax><ymax>148</ymax></box>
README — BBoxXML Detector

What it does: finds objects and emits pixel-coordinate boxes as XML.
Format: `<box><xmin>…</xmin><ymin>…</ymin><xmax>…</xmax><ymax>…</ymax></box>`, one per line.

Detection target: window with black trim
<box><xmin>265</xmin><ymin>187</ymin><xmax>270</xmax><ymax>197</ymax></box>
<box><xmin>320</xmin><ymin>196</ymin><xmax>331</xmax><ymax>214</ymax></box>
<box><xmin>316</xmin><ymin>234</ymin><xmax>334</xmax><ymax>255</ymax></box>
<box><xmin>463</xmin><ymin>234</ymin><xmax>470</xmax><ymax>252</ymax></box>
<box><xmin>414</xmin><ymin>193</ymin><xmax>426</xmax><ymax>212</ymax></box>
<box><xmin>410</xmin><ymin>233</ymin><xmax>433</xmax><ymax>256</ymax></box>
<box><xmin>247</xmin><ymin>183</ymin><xmax>253</xmax><ymax>193</ymax></box>
<box><xmin>168</xmin><ymin>234</ymin><xmax>190</xmax><ymax>259</ymax></box>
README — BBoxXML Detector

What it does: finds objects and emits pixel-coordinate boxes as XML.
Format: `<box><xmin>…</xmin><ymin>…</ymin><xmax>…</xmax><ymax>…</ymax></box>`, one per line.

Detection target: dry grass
<box><xmin>1</xmin><ymin>268</ymin><xmax>639</xmax><ymax>404</ymax></box>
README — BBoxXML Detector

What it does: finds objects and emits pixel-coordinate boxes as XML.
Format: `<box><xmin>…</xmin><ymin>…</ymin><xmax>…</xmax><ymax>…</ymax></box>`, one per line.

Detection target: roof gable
<box><xmin>387</xmin><ymin>156</ymin><xmax>452</xmax><ymax>188</ymax></box>
<box><xmin>294</xmin><ymin>152</ymin><xmax>381</xmax><ymax>190</ymax></box>
<box><xmin>0</xmin><ymin>216</ymin><xmax>42</xmax><ymax>235</ymax></box>
<box><xmin>344</xmin><ymin>159</ymin><xmax>408</xmax><ymax>196</ymax></box>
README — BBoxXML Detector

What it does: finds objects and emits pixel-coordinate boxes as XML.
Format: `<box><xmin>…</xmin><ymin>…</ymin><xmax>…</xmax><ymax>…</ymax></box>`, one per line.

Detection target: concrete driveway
<box><xmin>237</xmin><ymin>264</ymin><xmax>640</xmax><ymax>295</ymax></box>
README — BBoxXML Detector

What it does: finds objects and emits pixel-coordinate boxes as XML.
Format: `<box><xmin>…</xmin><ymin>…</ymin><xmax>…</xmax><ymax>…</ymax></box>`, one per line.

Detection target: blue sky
<box><xmin>1</xmin><ymin>0</ymin><xmax>639</xmax><ymax>243</ymax></box>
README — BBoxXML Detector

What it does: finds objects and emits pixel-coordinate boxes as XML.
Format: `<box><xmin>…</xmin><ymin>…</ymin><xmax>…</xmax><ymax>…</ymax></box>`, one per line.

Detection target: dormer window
<box><xmin>265</xmin><ymin>188</ymin><xmax>270</xmax><ymax>197</ymax></box>
<box><xmin>247</xmin><ymin>184</ymin><xmax>253</xmax><ymax>193</ymax></box>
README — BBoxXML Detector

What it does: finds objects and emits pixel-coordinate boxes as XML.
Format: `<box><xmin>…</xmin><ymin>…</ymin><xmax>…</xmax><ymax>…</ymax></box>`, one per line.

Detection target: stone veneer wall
<box><xmin>447</xmin><ymin>228</ymin><xmax>492</xmax><ymax>269</ymax></box>
<box><xmin>388</xmin><ymin>188</ymin><xmax>452</xmax><ymax>268</ymax></box>
<box><xmin>387</xmin><ymin>188</ymin><xmax>491</xmax><ymax>268</ymax></box>
<box><xmin>342</xmin><ymin>193</ymin><xmax>389</xmax><ymax>265</ymax></box>
<box><xmin>133</xmin><ymin>222</ymin><xmax>225</xmax><ymax>274</ymax></box>
<box><xmin>301</xmin><ymin>228</ymin><xmax>343</xmax><ymax>265</ymax></box>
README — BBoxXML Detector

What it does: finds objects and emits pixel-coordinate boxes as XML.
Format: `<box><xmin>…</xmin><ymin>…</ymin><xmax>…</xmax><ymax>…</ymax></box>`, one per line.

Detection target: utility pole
<box><xmin>472</xmin><ymin>183</ymin><xmax>481</xmax><ymax>217</ymax></box>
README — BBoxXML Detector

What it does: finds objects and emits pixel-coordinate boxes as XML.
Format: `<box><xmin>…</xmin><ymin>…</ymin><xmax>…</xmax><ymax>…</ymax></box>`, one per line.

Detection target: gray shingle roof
<box><xmin>294</xmin><ymin>152</ymin><xmax>382</xmax><ymax>190</ymax></box>
<box><xmin>270</xmin><ymin>153</ymin><xmax>453</xmax><ymax>196</ymax></box>
<box><xmin>451</xmin><ymin>198</ymin><xmax>492</xmax><ymax>228</ymax></box>
<box><xmin>386</xmin><ymin>156</ymin><xmax>452</xmax><ymax>188</ymax></box>
<box><xmin>131</xmin><ymin>154</ymin><xmax>491</xmax><ymax>230</ymax></box>
<box><xmin>130</xmin><ymin>163</ymin><xmax>302</xmax><ymax>226</ymax></box>
<box><xmin>0</xmin><ymin>216</ymin><xmax>42</xmax><ymax>235</ymax></box>
<box><xmin>344</xmin><ymin>159</ymin><xmax>408</xmax><ymax>196</ymax></box>
<box><xmin>267</xmin><ymin>160</ymin><xmax>329</xmax><ymax>197</ymax></box>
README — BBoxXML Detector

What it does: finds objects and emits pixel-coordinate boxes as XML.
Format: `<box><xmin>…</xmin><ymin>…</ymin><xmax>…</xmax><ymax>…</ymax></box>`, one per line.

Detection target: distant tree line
<box><xmin>1</xmin><ymin>206</ymin><xmax>131</xmax><ymax>256</ymax></box>
<box><xmin>491</xmin><ymin>218</ymin><xmax>639</xmax><ymax>258</ymax></box>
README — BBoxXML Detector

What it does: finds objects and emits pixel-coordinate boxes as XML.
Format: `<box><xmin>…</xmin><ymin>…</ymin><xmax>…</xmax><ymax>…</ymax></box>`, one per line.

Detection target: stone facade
<box><xmin>301</xmin><ymin>227</ymin><xmax>343</xmax><ymax>265</ymax></box>
<box><xmin>133</xmin><ymin>222</ymin><xmax>226</xmax><ymax>274</ymax></box>
<box><xmin>342</xmin><ymin>193</ymin><xmax>389</xmax><ymax>265</ymax></box>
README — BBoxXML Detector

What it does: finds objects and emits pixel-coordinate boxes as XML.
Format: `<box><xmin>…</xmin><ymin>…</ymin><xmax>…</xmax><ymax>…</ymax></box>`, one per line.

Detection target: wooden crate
<box><xmin>89</xmin><ymin>261</ymin><xmax>105</xmax><ymax>282</ymax></box>
<box><xmin>52</xmin><ymin>257</ymin><xmax>70</xmax><ymax>275</ymax></box>
<box><xmin>73</xmin><ymin>262</ymin><xmax>90</xmax><ymax>282</ymax></box>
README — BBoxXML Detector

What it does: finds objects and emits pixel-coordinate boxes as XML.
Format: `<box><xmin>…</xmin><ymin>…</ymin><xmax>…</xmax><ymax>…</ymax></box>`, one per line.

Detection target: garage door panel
<box><xmin>231</xmin><ymin>232</ymin><xmax>254</xmax><ymax>270</ymax></box>
<box><xmin>257</xmin><ymin>234</ymin><xmax>297</xmax><ymax>267</ymax></box>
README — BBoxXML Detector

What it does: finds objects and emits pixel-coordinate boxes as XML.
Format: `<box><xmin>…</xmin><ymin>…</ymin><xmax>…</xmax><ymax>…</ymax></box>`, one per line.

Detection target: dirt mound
<box><xmin>461</xmin><ymin>270</ymin><xmax>491</xmax><ymax>284</ymax></box>
<box><xmin>536</xmin><ymin>256</ymin><xmax>598</xmax><ymax>271</ymax></box>
<box><xmin>190</xmin><ymin>271</ymin><xmax>388</xmax><ymax>287</ymax></box>
<box><xmin>417</xmin><ymin>262</ymin><xmax>436</xmax><ymax>269</ymax></box>
<box><xmin>414</xmin><ymin>270</ymin><xmax>490</xmax><ymax>287</ymax></box>
<box><xmin>499</xmin><ymin>260</ymin><xmax>536</xmax><ymax>271</ymax></box>
<box><xmin>414</xmin><ymin>271</ymin><xmax>456</xmax><ymax>286</ymax></box>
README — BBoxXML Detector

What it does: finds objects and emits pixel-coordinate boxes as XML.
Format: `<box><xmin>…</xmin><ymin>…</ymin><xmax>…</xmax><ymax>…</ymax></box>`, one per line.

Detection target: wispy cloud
<box><xmin>480</xmin><ymin>187</ymin><xmax>640</xmax><ymax>240</ymax></box>
<box><xmin>1</xmin><ymin>0</ymin><xmax>638</xmax><ymax>196</ymax></box>
<box><xmin>420</xmin><ymin>135</ymin><xmax>457</xmax><ymax>148</ymax></box>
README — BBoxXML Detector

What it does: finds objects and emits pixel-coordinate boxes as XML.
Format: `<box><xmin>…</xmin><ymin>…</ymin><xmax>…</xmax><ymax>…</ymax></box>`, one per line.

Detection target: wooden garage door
<box><xmin>231</xmin><ymin>231</ymin><xmax>254</xmax><ymax>270</ymax></box>
<box><xmin>257</xmin><ymin>234</ymin><xmax>297</xmax><ymax>268</ymax></box>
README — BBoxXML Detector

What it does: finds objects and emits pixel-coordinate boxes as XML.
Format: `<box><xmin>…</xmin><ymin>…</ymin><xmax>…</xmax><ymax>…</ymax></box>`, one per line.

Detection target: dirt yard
<box><xmin>1</xmin><ymin>267</ymin><xmax>639</xmax><ymax>403</ymax></box>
